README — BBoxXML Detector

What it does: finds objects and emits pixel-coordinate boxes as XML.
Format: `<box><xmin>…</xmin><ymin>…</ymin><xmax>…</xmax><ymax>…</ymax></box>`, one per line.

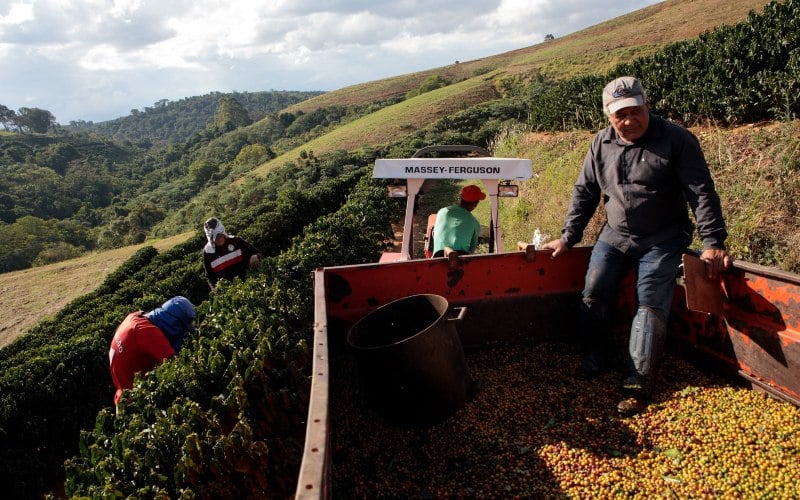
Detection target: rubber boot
<box><xmin>574</xmin><ymin>297</ymin><xmax>618</xmax><ymax>378</ymax></box>
<box><xmin>624</xmin><ymin>306</ymin><xmax>667</xmax><ymax>398</ymax></box>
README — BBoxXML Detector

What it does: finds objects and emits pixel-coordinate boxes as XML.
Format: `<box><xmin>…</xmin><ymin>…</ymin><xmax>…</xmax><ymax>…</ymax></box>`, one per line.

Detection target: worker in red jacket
<box><xmin>108</xmin><ymin>296</ymin><xmax>196</xmax><ymax>406</ymax></box>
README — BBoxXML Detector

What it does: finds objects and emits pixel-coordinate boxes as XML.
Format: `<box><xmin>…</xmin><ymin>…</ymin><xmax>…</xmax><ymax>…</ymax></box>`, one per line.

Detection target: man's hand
<box><xmin>249</xmin><ymin>254</ymin><xmax>262</xmax><ymax>269</ymax></box>
<box><xmin>700</xmin><ymin>248</ymin><xmax>732</xmax><ymax>278</ymax></box>
<box><xmin>541</xmin><ymin>239</ymin><xmax>568</xmax><ymax>258</ymax></box>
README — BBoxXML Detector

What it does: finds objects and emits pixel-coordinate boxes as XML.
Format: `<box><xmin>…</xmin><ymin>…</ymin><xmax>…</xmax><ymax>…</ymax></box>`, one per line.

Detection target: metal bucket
<box><xmin>346</xmin><ymin>294</ymin><xmax>474</xmax><ymax>426</ymax></box>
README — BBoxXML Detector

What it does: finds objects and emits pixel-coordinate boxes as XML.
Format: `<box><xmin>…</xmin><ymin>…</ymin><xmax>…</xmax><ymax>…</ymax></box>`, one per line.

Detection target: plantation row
<box><xmin>526</xmin><ymin>0</ymin><xmax>800</xmax><ymax>131</ymax></box>
<box><xmin>64</xmin><ymin>172</ymin><xmax>396</xmax><ymax>497</ymax></box>
<box><xmin>0</xmin><ymin>157</ymin><xmax>393</xmax><ymax>497</ymax></box>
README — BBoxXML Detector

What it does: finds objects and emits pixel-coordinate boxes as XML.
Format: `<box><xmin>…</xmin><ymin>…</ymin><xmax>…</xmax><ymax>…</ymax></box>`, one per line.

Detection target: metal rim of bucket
<box><xmin>347</xmin><ymin>294</ymin><xmax>454</xmax><ymax>351</ymax></box>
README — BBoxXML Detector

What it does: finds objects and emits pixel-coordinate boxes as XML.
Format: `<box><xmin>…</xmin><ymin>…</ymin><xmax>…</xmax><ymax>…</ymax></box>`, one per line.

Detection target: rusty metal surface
<box><xmin>682</xmin><ymin>253</ymin><xmax>724</xmax><ymax>315</ymax></box>
<box><xmin>300</xmin><ymin>250</ymin><xmax>800</xmax><ymax>499</ymax></box>
<box><xmin>724</xmin><ymin>266</ymin><xmax>800</xmax><ymax>332</ymax></box>
<box><xmin>739</xmin><ymin>370</ymin><xmax>800</xmax><ymax>407</ymax></box>
<box><xmin>723</xmin><ymin>263</ymin><xmax>800</xmax><ymax>401</ymax></box>
<box><xmin>671</xmin><ymin>260</ymin><xmax>800</xmax><ymax>402</ymax></box>
<box><xmin>295</xmin><ymin>270</ymin><xmax>333</xmax><ymax>500</ymax></box>
<box><xmin>322</xmin><ymin>247</ymin><xmax>592</xmax><ymax>336</ymax></box>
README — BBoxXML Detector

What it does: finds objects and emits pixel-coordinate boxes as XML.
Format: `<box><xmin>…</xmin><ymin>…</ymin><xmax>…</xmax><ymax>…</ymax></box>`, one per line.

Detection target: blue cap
<box><xmin>146</xmin><ymin>296</ymin><xmax>196</xmax><ymax>352</ymax></box>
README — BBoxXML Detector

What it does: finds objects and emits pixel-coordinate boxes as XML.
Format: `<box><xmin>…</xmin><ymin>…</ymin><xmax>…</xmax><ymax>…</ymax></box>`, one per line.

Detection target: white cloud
<box><xmin>0</xmin><ymin>2</ymin><xmax>34</xmax><ymax>25</ymax></box>
<box><xmin>109</xmin><ymin>0</ymin><xmax>144</xmax><ymax>18</ymax></box>
<box><xmin>0</xmin><ymin>0</ymin><xmax>660</xmax><ymax>123</ymax></box>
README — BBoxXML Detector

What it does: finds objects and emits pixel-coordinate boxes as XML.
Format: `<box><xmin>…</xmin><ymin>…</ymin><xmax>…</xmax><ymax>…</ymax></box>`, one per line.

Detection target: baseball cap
<box><xmin>602</xmin><ymin>76</ymin><xmax>646</xmax><ymax>115</ymax></box>
<box><xmin>460</xmin><ymin>185</ymin><xmax>486</xmax><ymax>203</ymax></box>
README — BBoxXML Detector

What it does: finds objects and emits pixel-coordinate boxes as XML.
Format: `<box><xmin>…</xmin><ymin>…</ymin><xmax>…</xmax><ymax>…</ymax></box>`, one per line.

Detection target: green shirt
<box><xmin>432</xmin><ymin>205</ymin><xmax>480</xmax><ymax>254</ymax></box>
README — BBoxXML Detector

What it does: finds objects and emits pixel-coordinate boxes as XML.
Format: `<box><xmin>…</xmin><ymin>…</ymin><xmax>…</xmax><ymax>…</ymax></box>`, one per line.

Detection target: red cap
<box><xmin>460</xmin><ymin>185</ymin><xmax>486</xmax><ymax>202</ymax></box>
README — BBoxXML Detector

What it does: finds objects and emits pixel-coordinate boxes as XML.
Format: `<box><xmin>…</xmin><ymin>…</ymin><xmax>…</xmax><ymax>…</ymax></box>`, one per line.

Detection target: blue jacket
<box><xmin>145</xmin><ymin>296</ymin><xmax>196</xmax><ymax>352</ymax></box>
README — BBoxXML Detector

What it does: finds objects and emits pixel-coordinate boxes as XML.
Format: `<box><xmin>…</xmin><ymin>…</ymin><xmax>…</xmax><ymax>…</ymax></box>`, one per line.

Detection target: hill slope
<box><xmin>282</xmin><ymin>0</ymin><xmax>770</xmax><ymax>115</ymax></box>
<box><xmin>247</xmin><ymin>0</ymin><xmax>770</xmax><ymax>176</ymax></box>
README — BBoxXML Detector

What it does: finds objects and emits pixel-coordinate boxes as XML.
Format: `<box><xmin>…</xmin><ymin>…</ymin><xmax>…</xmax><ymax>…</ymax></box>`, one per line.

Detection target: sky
<box><xmin>0</xmin><ymin>0</ymin><xmax>660</xmax><ymax>124</ymax></box>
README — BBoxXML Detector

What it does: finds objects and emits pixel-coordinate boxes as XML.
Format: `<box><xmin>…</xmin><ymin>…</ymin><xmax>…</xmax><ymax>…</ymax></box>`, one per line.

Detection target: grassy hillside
<box><xmin>248</xmin><ymin>76</ymin><xmax>500</xmax><ymax>178</ymax></box>
<box><xmin>282</xmin><ymin>0</ymin><xmax>770</xmax><ymax>116</ymax></box>
<box><xmin>242</xmin><ymin>0</ymin><xmax>771</xmax><ymax>181</ymax></box>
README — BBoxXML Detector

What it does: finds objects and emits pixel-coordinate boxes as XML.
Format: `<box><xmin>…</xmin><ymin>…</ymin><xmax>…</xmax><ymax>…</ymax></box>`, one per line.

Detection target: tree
<box><xmin>0</xmin><ymin>104</ymin><xmax>17</xmax><ymax>131</ymax></box>
<box><xmin>126</xmin><ymin>201</ymin><xmax>166</xmax><ymax>235</ymax></box>
<box><xmin>494</xmin><ymin>75</ymin><xmax>526</xmax><ymax>99</ymax></box>
<box><xmin>35</xmin><ymin>143</ymin><xmax>81</xmax><ymax>175</ymax></box>
<box><xmin>234</xmin><ymin>144</ymin><xmax>268</xmax><ymax>167</ymax></box>
<box><xmin>188</xmin><ymin>158</ymin><xmax>218</xmax><ymax>185</ymax></box>
<box><xmin>544</xmin><ymin>34</ymin><xmax>555</xmax><ymax>41</ymax></box>
<box><xmin>16</xmin><ymin>107</ymin><xmax>56</xmax><ymax>133</ymax></box>
<box><xmin>406</xmin><ymin>75</ymin><xmax>447</xmax><ymax>99</ymax></box>
<box><xmin>32</xmin><ymin>242</ymin><xmax>84</xmax><ymax>266</ymax></box>
<box><xmin>215</xmin><ymin>97</ymin><xmax>252</xmax><ymax>130</ymax></box>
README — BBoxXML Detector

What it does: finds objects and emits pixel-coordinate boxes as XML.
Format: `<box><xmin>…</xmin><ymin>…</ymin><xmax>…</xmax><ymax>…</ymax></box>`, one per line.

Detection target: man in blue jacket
<box><xmin>109</xmin><ymin>296</ymin><xmax>196</xmax><ymax>407</ymax></box>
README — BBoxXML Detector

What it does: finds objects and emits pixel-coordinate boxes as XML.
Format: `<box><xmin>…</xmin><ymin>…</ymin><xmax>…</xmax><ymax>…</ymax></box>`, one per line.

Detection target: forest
<box><xmin>0</xmin><ymin>90</ymin><xmax>380</xmax><ymax>273</ymax></box>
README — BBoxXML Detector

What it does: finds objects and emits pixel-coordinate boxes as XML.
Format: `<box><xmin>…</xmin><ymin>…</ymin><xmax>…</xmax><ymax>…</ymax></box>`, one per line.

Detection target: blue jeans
<box><xmin>583</xmin><ymin>238</ymin><xmax>684</xmax><ymax>316</ymax></box>
<box><xmin>580</xmin><ymin>237</ymin><xmax>685</xmax><ymax>393</ymax></box>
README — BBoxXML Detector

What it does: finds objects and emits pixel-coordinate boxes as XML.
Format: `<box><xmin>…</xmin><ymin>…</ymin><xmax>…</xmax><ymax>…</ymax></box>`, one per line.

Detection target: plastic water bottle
<box><xmin>531</xmin><ymin>229</ymin><xmax>543</xmax><ymax>249</ymax></box>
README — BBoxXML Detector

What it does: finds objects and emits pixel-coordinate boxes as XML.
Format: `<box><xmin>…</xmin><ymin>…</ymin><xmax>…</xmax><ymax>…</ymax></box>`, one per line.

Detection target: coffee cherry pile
<box><xmin>330</xmin><ymin>341</ymin><xmax>800</xmax><ymax>498</ymax></box>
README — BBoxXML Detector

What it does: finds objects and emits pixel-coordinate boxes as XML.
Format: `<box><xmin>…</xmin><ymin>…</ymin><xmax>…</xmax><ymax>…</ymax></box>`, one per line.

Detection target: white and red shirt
<box><xmin>202</xmin><ymin>235</ymin><xmax>260</xmax><ymax>289</ymax></box>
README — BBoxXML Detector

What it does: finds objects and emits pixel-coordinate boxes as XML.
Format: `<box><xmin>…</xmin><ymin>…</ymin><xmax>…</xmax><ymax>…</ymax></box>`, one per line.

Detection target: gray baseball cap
<box><xmin>602</xmin><ymin>76</ymin><xmax>646</xmax><ymax>115</ymax></box>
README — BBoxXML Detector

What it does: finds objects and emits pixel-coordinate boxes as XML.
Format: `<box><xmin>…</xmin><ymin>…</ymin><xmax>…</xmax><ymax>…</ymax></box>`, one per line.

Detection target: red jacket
<box><xmin>108</xmin><ymin>312</ymin><xmax>176</xmax><ymax>405</ymax></box>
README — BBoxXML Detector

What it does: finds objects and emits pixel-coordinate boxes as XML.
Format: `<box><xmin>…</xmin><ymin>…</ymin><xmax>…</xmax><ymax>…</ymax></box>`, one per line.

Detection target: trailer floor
<box><xmin>330</xmin><ymin>341</ymin><xmax>800</xmax><ymax>498</ymax></box>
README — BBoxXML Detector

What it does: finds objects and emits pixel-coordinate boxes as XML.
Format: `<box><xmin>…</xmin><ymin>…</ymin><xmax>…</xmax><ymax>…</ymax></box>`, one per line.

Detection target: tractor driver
<box><xmin>432</xmin><ymin>184</ymin><xmax>486</xmax><ymax>258</ymax></box>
